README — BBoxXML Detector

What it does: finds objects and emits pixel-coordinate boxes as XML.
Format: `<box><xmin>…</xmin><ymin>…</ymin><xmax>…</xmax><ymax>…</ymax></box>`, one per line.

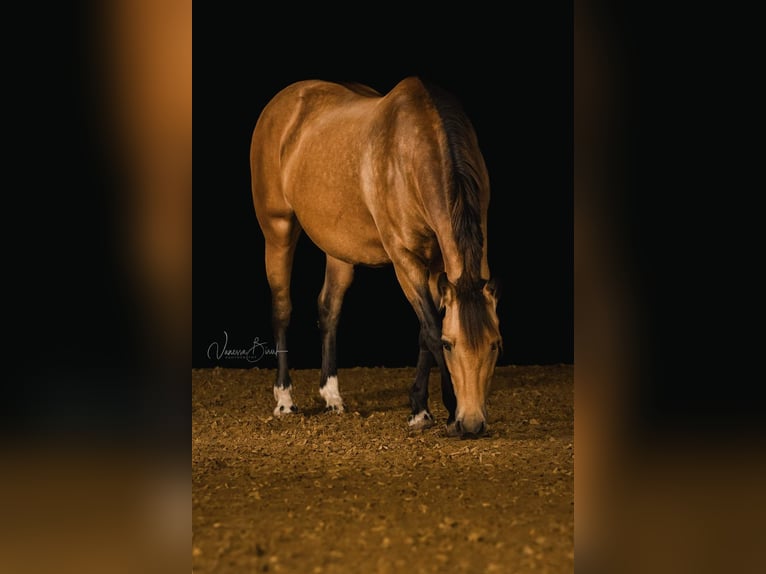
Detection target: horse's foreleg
<box><xmin>263</xmin><ymin>218</ymin><xmax>301</xmax><ymax>416</ymax></box>
<box><xmin>391</xmin><ymin>252</ymin><xmax>456</xmax><ymax>428</ymax></box>
<box><xmin>318</xmin><ymin>256</ymin><xmax>354</xmax><ymax>412</ymax></box>
<box><xmin>408</xmin><ymin>330</ymin><xmax>436</xmax><ymax>429</ymax></box>
<box><xmin>410</xmin><ymin>316</ymin><xmax>457</xmax><ymax>429</ymax></box>
<box><xmin>427</xmin><ymin>264</ymin><xmax>457</xmax><ymax>428</ymax></box>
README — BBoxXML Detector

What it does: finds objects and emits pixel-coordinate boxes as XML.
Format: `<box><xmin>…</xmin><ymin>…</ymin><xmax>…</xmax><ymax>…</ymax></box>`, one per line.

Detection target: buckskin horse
<box><xmin>250</xmin><ymin>77</ymin><xmax>501</xmax><ymax>437</ymax></box>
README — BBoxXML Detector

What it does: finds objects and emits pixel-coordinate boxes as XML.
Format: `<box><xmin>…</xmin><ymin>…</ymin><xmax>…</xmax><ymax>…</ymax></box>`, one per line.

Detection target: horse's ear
<box><xmin>437</xmin><ymin>272</ymin><xmax>454</xmax><ymax>308</ymax></box>
<box><xmin>484</xmin><ymin>277</ymin><xmax>500</xmax><ymax>306</ymax></box>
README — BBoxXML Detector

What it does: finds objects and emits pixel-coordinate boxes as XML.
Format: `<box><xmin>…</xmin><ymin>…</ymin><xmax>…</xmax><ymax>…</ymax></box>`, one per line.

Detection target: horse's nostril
<box><xmin>455</xmin><ymin>420</ymin><xmax>463</xmax><ymax>434</ymax></box>
<box><xmin>478</xmin><ymin>422</ymin><xmax>486</xmax><ymax>434</ymax></box>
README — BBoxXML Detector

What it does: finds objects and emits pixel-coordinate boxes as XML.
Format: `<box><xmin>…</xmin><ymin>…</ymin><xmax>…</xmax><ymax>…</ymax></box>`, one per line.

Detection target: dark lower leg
<box><xmin>319</xmin><ymin>315</ymin><xmax>337</xmax><ymax>385</ymax></box>
<box><xmin>409</xmin><ymin>330</ymin><xmax>434</xmax><ymax>415</ymax></box>
<box><xmin>438</xmin><ymin>360</ymin><xmax>457</xmax><ymax>424</ymax></box>
<box><xmin>409</xmin><ymin>289</ymin><xmax>454</xmax><ymax>426</ymax></box>
<box><xmin>264</xmin><ymin>229</ymin><xmax>300</xmax><ymax>415</ymax></box>
<box><xmin>420</xmin><ymin>321</ymin><xmax>457</xmax><ymax>424</ymax></box>
<box><xmin>271</xmin><ymin>290</ymin><xmax>292</xmax><ymax>389</ymax></box>
<box><xmin>317</xmin><ymin>257</ymin><xmax>353</xmax><ymax>411</ymax></box>
<box><xmin>271</xmin><ymin>291</ymin><xmax>298</xmax><ymax>414</ymax></box>
<box><xmin>408</xmin><ymin>334</ymin><xmax>436</xmax><ymax>428</ymax></box>
<box><xmin>318</xmin><ymin>307</ymin><xmax>344</xmax><ymax>412</ymax></box>
<box><xmin>390</xmin><ymin>252</ymin><xmax>455</xmax><ymax>426</ymax></box>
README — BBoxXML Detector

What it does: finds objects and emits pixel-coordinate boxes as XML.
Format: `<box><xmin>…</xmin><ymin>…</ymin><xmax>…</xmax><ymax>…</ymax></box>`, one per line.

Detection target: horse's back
<box><xmin>251</xmin><ymin>80</ymin><xmax>381</xmax><ymax>184</ymax></box>
<box><xmin>253</xmin><ymin>79</ymin><xmax>378</xmax><ymax>141</ymax></box>
<box><xmin>251</xmin><ymin>77</ymin><xmax>432</xmax><ymax>179</ymax></box>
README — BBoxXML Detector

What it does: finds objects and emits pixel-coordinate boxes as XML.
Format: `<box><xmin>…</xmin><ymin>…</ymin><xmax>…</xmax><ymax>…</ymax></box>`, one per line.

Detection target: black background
<box><xmin>193</xmin><ymin>6</ymin><xmax>574</xmax><ymax>370</ymax></box>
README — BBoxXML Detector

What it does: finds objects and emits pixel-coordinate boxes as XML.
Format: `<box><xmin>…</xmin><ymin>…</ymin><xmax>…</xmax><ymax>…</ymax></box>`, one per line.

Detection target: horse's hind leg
<box><xmin>317</xmin><ymin>255</ymin><xmax>354</xmax><ymax>412</ymax></box>
<box><xmin>263</xmin><ymin>215</ymin><xmax>302</xmax><ymax>416</ymax></box>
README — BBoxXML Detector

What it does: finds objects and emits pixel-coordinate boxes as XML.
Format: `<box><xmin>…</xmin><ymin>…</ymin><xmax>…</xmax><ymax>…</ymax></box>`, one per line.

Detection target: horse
<box><xmin>250</xmin><ymin>77</ymin><xmax>501</xmax><ymax>437</ymax></box>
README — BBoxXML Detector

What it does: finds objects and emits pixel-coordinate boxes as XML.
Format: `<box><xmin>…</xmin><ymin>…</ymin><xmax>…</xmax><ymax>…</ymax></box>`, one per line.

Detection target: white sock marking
<box><xmin>319</xmin><ymin>375</ymin><xmax>344</xmax><ymax>411</ymax></box>
<box><xmin>273</xmin><ymin>386</ymin><xmax>297</xmax><ymax>416</ymax></box>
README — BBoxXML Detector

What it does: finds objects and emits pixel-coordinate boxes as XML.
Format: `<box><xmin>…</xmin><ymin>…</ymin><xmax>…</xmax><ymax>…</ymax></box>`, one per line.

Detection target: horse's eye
<box><xmin>490</xmin><ymin>342</ymin><xmax>499</xmax><ymax>352</ymax></box>
<box><xmin>442</xmin><ymin>341</ymin><xmax>452</xmax><ymax>352</ymax></box>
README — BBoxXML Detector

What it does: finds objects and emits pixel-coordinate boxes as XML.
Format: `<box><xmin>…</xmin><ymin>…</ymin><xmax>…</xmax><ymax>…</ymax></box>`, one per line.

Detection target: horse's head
<box><xmin>438</xmin><ymin>273</ymin><xmax>501</xmax><ymax>437</ymax></box>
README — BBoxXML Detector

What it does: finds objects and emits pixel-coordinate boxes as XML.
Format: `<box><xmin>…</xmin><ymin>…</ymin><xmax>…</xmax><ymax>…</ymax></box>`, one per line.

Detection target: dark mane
<box><xmin>423</xmin><ymin>81</ymin><xmax>495</xmax><ymax>349</ymax></box>
<box><xmin>423</xmin><ymin>81</ymin><xmax>484</xmax><ymax>285</ymax></box>
<box><xmin>453</xmin><ymin>281</ymin><xmax>498</xmax><ymax>350</ymax></box>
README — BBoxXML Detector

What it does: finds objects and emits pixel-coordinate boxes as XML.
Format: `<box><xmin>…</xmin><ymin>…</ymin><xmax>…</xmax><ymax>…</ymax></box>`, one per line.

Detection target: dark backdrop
<box><xmin>194</xmin><ymin>6</ymin><xmax>573</xmax><ymax>369</ymax></box>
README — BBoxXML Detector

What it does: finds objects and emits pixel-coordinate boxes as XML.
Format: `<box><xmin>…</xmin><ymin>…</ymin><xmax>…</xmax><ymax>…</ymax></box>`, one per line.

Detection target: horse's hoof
<box><xmin>273</xmin><ymin>387</ymin><xmax>298</xmax><ymax>416</ymax></box>
<box><xmin>274</xmin><ymin>404</ymin><xmax>300</xmax><ymax>416</ymax></box>
<box><xmin>445</xmin><ymin>421</ymin><xmax>461</xmax><ymax>437</ymax></box>
<box><xmin>320</xmin><ymin>376</ymin><xmax>344</xmax><ymax>413</ymax></box>
<box><xmin>408</xmin><ymin>410</ymin><xmax>434</xmax><ymax>430</ymax></box>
